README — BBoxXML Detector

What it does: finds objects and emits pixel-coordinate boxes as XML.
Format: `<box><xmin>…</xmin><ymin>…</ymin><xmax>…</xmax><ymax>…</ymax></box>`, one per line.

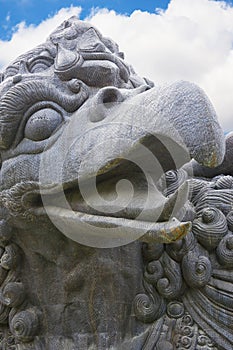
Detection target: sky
<box><xmin>0</xmin><ymin>0</ymin><xmax>233</xmax><ymax>131</ymax></box>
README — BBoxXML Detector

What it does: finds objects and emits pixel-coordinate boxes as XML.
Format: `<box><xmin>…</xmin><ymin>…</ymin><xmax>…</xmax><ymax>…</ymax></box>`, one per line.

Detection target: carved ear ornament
<box><xmin>3</xmin><ymin>64</ymin><xmax>20</xmax><ymax>80</ymax></box>
<box><xmin>27</xmin><ymin>56</ymin><xmax>54</xmax><ymax>74</ymax></box>
<box><xmin>0</xmin><ymin>220</ymin><xmax>41</xmax><ymax>346</ymax></box>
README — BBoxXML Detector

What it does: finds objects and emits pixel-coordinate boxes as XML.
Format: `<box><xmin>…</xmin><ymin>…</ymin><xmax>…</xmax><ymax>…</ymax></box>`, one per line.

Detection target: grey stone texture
<box><xmin>0</xmin><ymin>17</ymin><xmax>232</xmax><ymax>349</ymax></box>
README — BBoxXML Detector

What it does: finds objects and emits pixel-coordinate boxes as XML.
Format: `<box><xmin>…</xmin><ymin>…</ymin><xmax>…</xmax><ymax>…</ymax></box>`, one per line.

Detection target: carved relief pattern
<box><xmin>0</xmin><ymin>16</ymin><xmax>232</xmax><ymax>350</ymax></box>
<box><xmin>0</xmin><ymin>222</ymin><xmax>41</xmax><ymax>348</ymax></box>
<box><xmin>135</xmin><ymin>172</ymin><xmax>233</xmax><ymax>350</ymax></box>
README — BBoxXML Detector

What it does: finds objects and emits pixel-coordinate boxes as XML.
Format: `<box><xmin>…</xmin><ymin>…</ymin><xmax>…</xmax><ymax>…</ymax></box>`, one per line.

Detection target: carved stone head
<box><xmin>0</xmin><ymin>17</ymin><xmax>228</xmax><ymax>349</ymax></box>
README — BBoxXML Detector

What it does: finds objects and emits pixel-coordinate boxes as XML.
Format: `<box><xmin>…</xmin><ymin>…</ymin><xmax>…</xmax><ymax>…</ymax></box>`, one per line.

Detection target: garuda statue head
<box><xmin>0</xmin><ymin>16</ymin><xmax>229</xmax><ymax>350</ymax></box>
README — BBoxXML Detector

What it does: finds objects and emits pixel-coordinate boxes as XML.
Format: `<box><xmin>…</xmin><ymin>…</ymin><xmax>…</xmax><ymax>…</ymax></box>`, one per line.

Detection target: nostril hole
<box><xmin>90</xmin><ymin>88</ymin><xmax>124</xmax><ymax>123</ymax></box>
<box><xmin>102</xmin><ymin>88</ymin><xmax>124</xmax><ymax>108</ymax></box>
<box><xmin>103</xmin><ymin>93</ymin><xmax>115</xmax><ymax>105</ymax></box>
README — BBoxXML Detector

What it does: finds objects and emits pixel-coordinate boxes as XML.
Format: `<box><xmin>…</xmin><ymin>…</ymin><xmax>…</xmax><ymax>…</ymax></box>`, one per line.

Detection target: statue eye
<box><xmin>24</xmin><ymin>108</ymin><xmax>63</xmax><ymax>141</ymax></box>
<box><xmin>27</xmin><ymin>56</ymin><xmax>54</xmax><ymax>73</ymax></box>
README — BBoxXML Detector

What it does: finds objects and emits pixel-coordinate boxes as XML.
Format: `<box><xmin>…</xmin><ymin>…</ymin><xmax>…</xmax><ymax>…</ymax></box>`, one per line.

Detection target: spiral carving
<box><xmin>182</xmin><ymin>314</ymin><xmax>194</xmax><ymax>327</ymax></box>
<box><xmin>182</xmin><ymin>325</ymin><xmax>194</xmax><ymax>337</ymax></box>
<box><xmin>167</xmin><ymin>301</ymin><xmax>185</xmax><ymax>319</ymax></box>
<box><xmin>133</xmin><ymin>287</ymin><xmax>166</xmax><ymax>323</ymax></box>
<box><xmin>166</xmin><ymin>232</ymin><xmax>196</xmax><ymax>262</ymax></box>
<box><xmin>195</xmin><ymin>189</ymin><xmax>233</xmax><ymax>216</ymax></box>
<box><xmin>214</xmin><ymin>175</ymin><xmax>233</xmax><ymax>190</ymax></box>
<box><xmin>67</xmin><ymin>79</ymin><xmax>82</xmax><ymax>94</ymax></box>
<box><xmin>216</xmin><ymin>233</ymin><xmax>233</xmax><ymax>267</ymax></box>
<box><xmin>10</xmin><ymin>308</ymin><xmax>41</xmax><ymax>342</ymax></box>
<box><xmin>157</xmin><ymin>169</ymin><xmax>188</xmax><ymax>196</ymax></box>
<box><xmin>172</xmin><ymin>311</ymin><xmax>196</xmax><ymax>350</ymax></box>
<box><xmin>134</xmin><ymin>294</ymin><xmax>159</xmax><ymax>323</ymax></box>
<box><xmin>144</xmin><ymin>260</ymin><xmax>164</xmax><ymax>286</ymax></box>
<box><xmin>192</xmin><ymin>207</ymin><xmax>228</xmax><ymax>250</ymax></box>
<box><xmin>180</xmin><ymin>335</ymin><xmax>192</xmax><ymax>349</ymax></box>
<box><xmin>156</xmin><ymin>253</ymin><xmax>183</xmax><ymax>299</ymax></box>
<box><xmin>189</xmin><ymin>179</ymin><xmax>210</xmax><ymax>203</ymax></box>
<box><xmin>2</xmin><ymin>282</ymin><xmax>25</xmax><ymax>308</ymax></box>
<box><xmin>0</xmin><ymin>244</ymin><xmax>20</xmax><ymax>270</ymax></box>
<box><xmin>197</xmin><ymin>329</ymin><xmax>216</xmax><ymax>348</ymax></box>
<box><xmin>182</xmin><ymin>250</ymin><xmax>212</xmax><ymax>288</ymax></box>
<box><xmin>0</xmin><ymin>219</ymin><xmax>37</xmax><ymax>346</ymax></box>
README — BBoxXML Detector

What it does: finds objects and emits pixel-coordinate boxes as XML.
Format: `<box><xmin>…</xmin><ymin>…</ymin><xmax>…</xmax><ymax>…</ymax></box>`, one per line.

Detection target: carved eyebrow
<box><xmin>2</xmin><ymin>46</ymin><xmax>56</xmax><ymax>76</ymax></box>
<box><xmin>0</xmin><ymin>79</ymin><xmax>89</xmax><ymax>150</ymax></box>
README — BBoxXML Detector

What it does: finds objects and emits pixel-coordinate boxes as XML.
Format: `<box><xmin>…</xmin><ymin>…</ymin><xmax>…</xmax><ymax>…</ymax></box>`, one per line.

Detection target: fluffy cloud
<box><xmin>89</xmin><ymin>0</ymin><xmax>233</xmax><ymax>131</ymax></box>
<box><xmin>0</xmin><ymin>6</ymin><xmax>81</xmax><ymax>68</ymax></box>
<box><xmin>1</xmin><ymin>0</ymin><xmax>233</xmax><ymax>131</ymax></box>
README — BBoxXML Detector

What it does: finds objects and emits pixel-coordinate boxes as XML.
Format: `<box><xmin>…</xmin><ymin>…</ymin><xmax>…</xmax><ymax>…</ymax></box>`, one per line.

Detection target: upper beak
<box><xmin>39</xmin><ymin>80</ymin><xmax>225</xmax><ymax>187</ymax></box>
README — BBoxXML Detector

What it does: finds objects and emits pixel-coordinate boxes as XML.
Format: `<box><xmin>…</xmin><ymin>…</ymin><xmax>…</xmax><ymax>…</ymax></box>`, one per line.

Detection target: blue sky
<box><xmin>0</xmin><ymin>0</ymin><xmax>169</xmax><ymax>40</ymax></box>
<box><xmin>0</xmin><ymin>0</ymin><xmax>233</xmax><ymax>131</ymax></box>
<box><xmin>1</xmin><ymin>0</ymin><xmax>232</xmax><ymax>40</ymax></box>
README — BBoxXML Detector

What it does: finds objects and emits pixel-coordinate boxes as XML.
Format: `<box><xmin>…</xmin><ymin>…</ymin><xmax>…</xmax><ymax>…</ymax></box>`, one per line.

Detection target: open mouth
<box><xmin>0</xmin><ymin>80</ymin><xmax>224</xmax><ymax>247</ymax></box>
<box><xmin>18</xmin><ymin>137</ymin><xmax>192</xmax><ymax>247</ymax></box>
<box><xmin>32</xmin><ymin>181</ymin><xmax>191</xmax><ymax>247</ymax></box>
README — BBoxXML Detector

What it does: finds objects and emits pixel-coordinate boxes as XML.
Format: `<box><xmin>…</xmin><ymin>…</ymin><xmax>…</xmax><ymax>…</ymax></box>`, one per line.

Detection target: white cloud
<box><xmin>0</xmin><ymin>6</ymin><xmax>81</xmax><ymax>68</ymax></box>
<box><xmin>88</xmin><ymin>0</ymin><xmax>233</xmax><ymax>131</ymax></box>
<box><xmin>1</xmin><ymin>0</ymin><xmax>233</xmax><ymax>131</ymax></box>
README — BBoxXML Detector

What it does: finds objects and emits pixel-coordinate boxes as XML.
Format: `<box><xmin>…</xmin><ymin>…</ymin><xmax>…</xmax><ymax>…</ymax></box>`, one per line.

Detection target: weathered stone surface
<box><xmin>0</xmin><ymin>16</ymin><xmax>232</xmax><ymax>349</ymax></box>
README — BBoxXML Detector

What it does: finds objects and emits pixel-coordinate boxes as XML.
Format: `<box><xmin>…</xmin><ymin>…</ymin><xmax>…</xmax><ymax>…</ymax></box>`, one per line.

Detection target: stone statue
<box><xmin>0</xmin><ymin>16</ymin><xmax>232</xmax><ymax>349</ymax></box>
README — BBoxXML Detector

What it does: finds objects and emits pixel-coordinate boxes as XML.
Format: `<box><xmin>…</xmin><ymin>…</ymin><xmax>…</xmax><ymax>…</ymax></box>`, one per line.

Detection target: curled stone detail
<box><xmin>213</xmin><ymin>175</ymin><xmax>233</xmax><ymax>190</ymax></box>
<box><xmin>157</xmin><ymin>253</ymin><xmax>184</xmax><ymax>300</ymax></box>
<box><xmin>197</xmin><ymin>329</ymin><xmax>217</xmax><ymax>349</ymax></box>
<box><xmin>216</xmin><ymin>232</ymin><xmax>233</xmax><ymax>267</ymax></box>
<box><xmin>167</xmin><ymin>301</ymin><xmax>185</xmax><ymax>319</ymax></box>
<box><xmin>192</xmin><ymin>207</ymin><xmax>228</xmax><ymax>250</ymax></box>
<box><xmin>189</xmin><ymin>178</ymin><xmax>211</xmax><ymax>203</ymax></box>
<box><xmin>156</xmin><ymin>169</ymin><xmax>188</xmax><ymax>196</ymax></box>
<box><xmin>1</xmin><ymin>282</ymin><xmax>25</xmax><ymax>308</ymax></box>
<box><xmin>166</xmin><ymin>231</ymin><xmax>197</xmax><ymax>262</ymax></box>
<box><xmin>9</xmin><ymin>308</ymin><xmax>41</xmax><ymax>343</ymax></box>
<box><xmin>0</xmin><ymin>15</ymin><xmax>233</xmax><ymax>350</ymax></box>
<box><xmin>144</xmin><ymin>260</ymin><xmax>164</xmax><ymax>286</ymax></box>
<box><xmin>195</xmin><ymin>189</ymin><xmax>233</xmax><ymax>216</ymax></box>
<box><xmin>182</xmin><ymin>250</ymin><xmax>212</xmax><ymax>288</ymax></box>
<box><xmin>0</xmin><ymin>244</ymin><xmax>20</xmax><ymax>271</ymax></box>
<box><xmin>133</xmin><ymin>285</ymin><xmax>166</xmax><ymax>323</ymax></box>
